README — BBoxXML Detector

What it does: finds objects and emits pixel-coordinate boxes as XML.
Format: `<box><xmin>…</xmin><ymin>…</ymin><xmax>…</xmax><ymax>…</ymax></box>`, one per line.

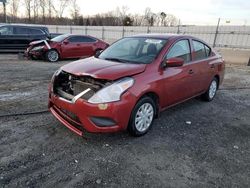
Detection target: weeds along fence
<box><xmin>45</xmin><ymin>25</ymin><xmax>250</xmax><ymax>49</ymax></box>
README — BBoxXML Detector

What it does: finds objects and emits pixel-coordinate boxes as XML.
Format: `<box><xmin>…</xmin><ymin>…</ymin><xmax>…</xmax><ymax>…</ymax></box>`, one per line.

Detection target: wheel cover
<box><xmin>135</xmin><ymin>103</ymin><xmax>154</xmax><ymax>132</ymax></box>
<box><xmin>209</xmin><ymin>80</ymin><xmax>217</xmax><ymax>99</ymax></box>
<box><xmin>48</xmin><ymin>51</ymin><xmax>58</xmax><ymax>62</ymax></box>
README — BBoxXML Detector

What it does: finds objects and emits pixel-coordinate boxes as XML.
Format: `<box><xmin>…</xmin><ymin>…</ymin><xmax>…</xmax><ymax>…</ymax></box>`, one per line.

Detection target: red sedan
<box><xmin>48</xmin><ymin>34</ymin><xmax>225</xmax><ymax>136</ymax></box>
<box><xmin>25</xmin><ymin>34</ymin><xmax>109</xmax><ymax>62</ymax></box>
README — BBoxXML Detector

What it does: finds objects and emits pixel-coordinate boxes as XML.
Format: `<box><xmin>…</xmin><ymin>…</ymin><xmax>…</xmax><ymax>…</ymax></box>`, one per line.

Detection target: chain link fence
<box><xmin>45</xmin><ymin>23</ymin><xmax>250</xmax><ymax>49</ymax></box>
<box><xmin>5</xmin><ymin>19</ymin><xmax>249</xmax><ymax>49</ymax></box>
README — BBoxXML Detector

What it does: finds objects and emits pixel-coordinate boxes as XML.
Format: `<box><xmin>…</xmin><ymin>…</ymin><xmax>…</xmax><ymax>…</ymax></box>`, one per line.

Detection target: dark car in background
<box><xmin>0</xmin><ymin>24</ymin><xmax>50</xmax><ymax>52</ymax></box>
<box><xmin>25</xmin><ymin>34</ymin><xmax>109</xmax><ymax>62</ymax></box>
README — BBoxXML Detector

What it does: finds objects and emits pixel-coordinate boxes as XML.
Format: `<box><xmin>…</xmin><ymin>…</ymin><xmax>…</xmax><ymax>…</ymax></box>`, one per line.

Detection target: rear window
<box><xmin>51</xmin><ymin>35</ymin><xmax>69</xmax><ymax>42</ymax></box>
<box><xmin>29</xmin><ymin>28</ymin><xmax>44</xmax><ymax>35</ymax></box>
<box><xmin>193</xmin><ymin>40</ymin><xmax>211</xmax><ymax>60</ymax></box>
<box><xmin>15</xmin><ymin>27</ymin><xmax>29</xmax><ymax>35</ymax></box>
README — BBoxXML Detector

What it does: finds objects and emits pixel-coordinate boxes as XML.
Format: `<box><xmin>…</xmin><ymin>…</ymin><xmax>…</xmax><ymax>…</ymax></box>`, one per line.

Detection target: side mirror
<box><xmin>63</xmin><ymin>40</ymin><xmax>69</xmax><ymax>45</ymax></box>
<box><xmin>95</xmin><ymin>50</ymin><xmax>103</xmax><ymax>58</ymax></box>
<box><xmin>161</xmin><ymin>57</ymin><xmax>184</xmax><ymax>68</ymax></box>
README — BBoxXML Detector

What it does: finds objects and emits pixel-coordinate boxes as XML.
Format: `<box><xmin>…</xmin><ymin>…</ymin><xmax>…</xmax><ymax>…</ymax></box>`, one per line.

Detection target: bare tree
<box><xmin>33</xmin><ymin>0</ymin><xmax>40</xmax><ymax>23</ymax></box>
<box><xmin>70</xmin><ymin>0</ymin><xmax>80</xmax><ymax>23</ymax></box>
<box><xmin>165</xmin><ymin>14</ymin><xmax>179</xmax><ymax>26</ymax></box>
<box><xmin>47</xmin><ymin>0</ymin><xmax>53</xmax><ymax>19</ymax></box>
<box><xmin>24</xmin><ymin>0</ymin><xmax>32</xmax><ymax>22</ymax></box>
<box><xmin>57</xmin><ymin>0</ymin><xmax>70</xmax><ymax>18</ymax></box>
<box><xmin>132</xmin><ymin>14</ymin><xmax>144</xmax><ymax>26</ymax></box>
<box><xmin>144</xmin><ymin>7</ymin><xmax>157</xmax><ymax>26</ymax></box>
<box><xmin>9</xmin><ymin>0</ymin><xmax>19</xmax><ymax>22</ymax></box>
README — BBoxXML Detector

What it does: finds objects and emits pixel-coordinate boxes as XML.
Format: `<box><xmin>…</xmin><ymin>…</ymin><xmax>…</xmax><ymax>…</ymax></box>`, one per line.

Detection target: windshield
<box><xmin>99</xmin><ymin>37</ymin><xmax>167</xmax><ymax>64</ymax></box>
<box><xmin>51</xmin><ymin>34</ymin><xmax>69</xmax><ymax>42</ymax></box>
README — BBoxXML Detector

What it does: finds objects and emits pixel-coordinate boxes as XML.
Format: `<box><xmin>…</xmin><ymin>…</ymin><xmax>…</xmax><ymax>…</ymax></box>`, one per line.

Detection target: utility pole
<box><xmin>213</xmin><ymin>18</ymin><xmax>221</xmax><ymax>48</ymax></box>
<box><xmin>1</xmin><ymin>0</ymin><xmax>7</xmax><ymax>23</ymax></box>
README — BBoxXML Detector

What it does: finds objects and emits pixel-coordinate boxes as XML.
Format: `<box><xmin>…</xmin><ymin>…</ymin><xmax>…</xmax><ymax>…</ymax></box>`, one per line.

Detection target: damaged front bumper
<box><xmin>25</xmin><ymin>40</ymin><xmax>51</xmax><ymax>59</ymax></box>
<box><xmin>48</xmin><ymin>71</ymin><xmax>137</xmax><ymax>136</ymax></box>
<box><xmin>48</xmin><ymin>91</ymin><xmax>135</xmax><ymax>136</ymax></box>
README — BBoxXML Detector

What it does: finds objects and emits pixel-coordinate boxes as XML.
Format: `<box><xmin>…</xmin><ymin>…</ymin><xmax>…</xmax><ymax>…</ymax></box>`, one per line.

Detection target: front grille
<box><xmin>59</xmin><ymin>107</ymin><xmax>81</xmax><ymax>124</ymax></box>
<box><xmin>53</xmin><ymin>105</ymin><xmax>84</xmax><ymax>132</ymax></box>
<box><xmin>53</xmin><ymin>71</ymin><xmax>110</xmax><ymax>101</ymax></box>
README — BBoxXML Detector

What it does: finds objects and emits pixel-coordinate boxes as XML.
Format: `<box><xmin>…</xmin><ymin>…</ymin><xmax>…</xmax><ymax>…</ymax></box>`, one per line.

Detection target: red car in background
<box><xmin>25</xmin><ymin>34</ymin><xmax>109</xmax><ymax>62</ymax></box>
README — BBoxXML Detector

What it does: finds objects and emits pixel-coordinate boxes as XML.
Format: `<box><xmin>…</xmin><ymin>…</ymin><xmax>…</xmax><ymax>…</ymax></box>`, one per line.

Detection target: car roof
<box><xmin>0</xmin><ymin>24</ymin><xmax>48</xmax><ymax>29</ymax></box>
<box><xmin>128</xmin><ymin>33</ymin><xmax>211</xmax><ymax>46</ymax></box>
<box><xmin>129</xmin><ymin>33</ymin><xmax>193</xmax><ymax>40</ymax></box>
<box><xmin>59</xmin><ymin>34</ymin><xmax>98</xmax><ymax>39</ymax></box>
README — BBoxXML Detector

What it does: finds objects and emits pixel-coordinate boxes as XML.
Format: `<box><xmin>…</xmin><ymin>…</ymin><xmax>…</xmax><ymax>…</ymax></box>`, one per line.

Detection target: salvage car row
<box><xmin>0</xmin><ymin>24</ymin><xmax>109</xmax><ymax>62</ymax></box>
<box><xmin>0</xmin><ymin>24</ymin><xmax>225</xmax><ymax>137</ymax></box>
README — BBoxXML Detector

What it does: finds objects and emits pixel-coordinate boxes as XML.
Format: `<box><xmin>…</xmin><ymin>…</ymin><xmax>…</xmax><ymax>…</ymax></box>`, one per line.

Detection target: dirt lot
<box><xmin>0</xmin><ymin>55</ymin><xmax>250</xmax><ymax>188</ymax></box>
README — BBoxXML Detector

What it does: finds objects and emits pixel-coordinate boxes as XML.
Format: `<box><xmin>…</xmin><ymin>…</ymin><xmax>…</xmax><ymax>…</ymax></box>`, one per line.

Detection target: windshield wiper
<box><xmin>104</xmin><ymin>57</ymin><xmax>128</xmax><ymax>63</ymax></box>
<box><xmin>104</xmin><ymin>57</ymin><xmax>142</xmax><ymax>64</ymax></box>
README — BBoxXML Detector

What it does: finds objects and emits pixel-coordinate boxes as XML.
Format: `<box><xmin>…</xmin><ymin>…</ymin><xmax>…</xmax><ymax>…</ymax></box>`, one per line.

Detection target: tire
<box><xmin>45</xmin><ymin>49</ymin><xmax>59</xmax><ymax>62</ymax></box>
<box><xmin>128</xmin><ymin>96</ymin><xmax>156</xmax><ymax>137</ymax></box>
<box><xmin>201</xmin><ymin>77</ymin><xmax>218</xmax><ymax>101</ymax></box>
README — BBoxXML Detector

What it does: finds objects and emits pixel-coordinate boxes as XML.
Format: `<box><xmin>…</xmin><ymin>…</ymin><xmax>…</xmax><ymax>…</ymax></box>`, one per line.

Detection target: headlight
<box><xmin>51</xmin><ymin>69</ymin><xmax>61</xmax><ymax>92</ymax></box>
<box><xmin>31</xmin><ymin>45</ymin><xmax>45</xmax><ymax>51</ymax></box>
<box><xmin>51</xmin><ymin>69</ymin><xmax>61</xmax><ymax>81</ymax></box>
<box><xmin>88</xmin><ymin>77</ymin><xmax>134</xmax><ymax>104</ymax></box>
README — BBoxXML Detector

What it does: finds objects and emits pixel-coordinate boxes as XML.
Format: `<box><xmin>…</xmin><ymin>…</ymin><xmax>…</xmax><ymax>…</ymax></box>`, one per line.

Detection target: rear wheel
<box><xmin>128</xmin><ymin>97</ymin><xmax>156</xmax><ymax>136</ymax></box>
<box><xmin>202</xmin><ymin>77</ymin><xmax>218</xmax><ymax>101</ymax></box>
<box><xmin>46</xmin><ymin>49</ymin><xmax>59</xmax><ymax>62</ymax></box>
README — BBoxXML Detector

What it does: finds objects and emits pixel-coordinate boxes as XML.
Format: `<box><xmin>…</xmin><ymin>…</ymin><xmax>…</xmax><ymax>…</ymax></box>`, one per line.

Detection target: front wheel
<box><xmin>128</xmin><ymin>97</ymin><xmax>156</xmax><ymax>136</ymax></box>
<box><xmin>202</xmin><ymin>77</ymin><xmax>218</xmax><ymax>101</ymax></box>
<box><xmin>46</xmin><ymin>49</ymin><xmax>59</xmax><ymax>62</ymax></box>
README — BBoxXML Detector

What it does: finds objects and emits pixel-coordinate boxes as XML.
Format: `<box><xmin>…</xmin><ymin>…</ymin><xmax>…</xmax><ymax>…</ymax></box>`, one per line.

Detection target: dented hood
<box><xmin>61</xmin><ymin>57</ymin><xmax>147</xmax><ymax>80</ymax></box>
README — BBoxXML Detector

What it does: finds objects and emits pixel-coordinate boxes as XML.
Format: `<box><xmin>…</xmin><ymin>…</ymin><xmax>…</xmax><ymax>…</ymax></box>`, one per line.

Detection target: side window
<box><xmin>29</xmin><ymin>28</ymin><xmax>44</xmax><ymax>35</ymax></box>
<box><xmin>193</xmin><ymin>40</ymin><xmax>210</xmax><ymax>60</ymax></box>
<box><xmin>79</xmin><ymin>37</ymin><xmax>96</xmax><ymax>43</ymax></box>
<box><xmin>0</xmin><ymin>26</ymin><xmax>13</xmax><ymax>35</ymax></box>
<box><xmin>15</xmin><ymin>27</ymin><xmax>29</xmax><ymax>35</ymax></box>
<box><xmin>68</xmin><ymin>36</ymin><xmax>80</xmax><ymax>43</ymax></box>
<box><xmin>68</xmin><ymin>36</ymin><xmax>97</xmax><ymax>43</ymax></box>
<box><xmin>166</xmin><ymin>40</ymin><xmax>191</xmax><ymax>62</ymax></box>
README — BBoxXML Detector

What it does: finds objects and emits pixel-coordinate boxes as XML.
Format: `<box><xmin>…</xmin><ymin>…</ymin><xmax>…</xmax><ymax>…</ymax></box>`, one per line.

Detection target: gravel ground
<box><xmin>0</xmin><ymin>56</ymin><xmax>250</xmax><ymax>188</ymax></box>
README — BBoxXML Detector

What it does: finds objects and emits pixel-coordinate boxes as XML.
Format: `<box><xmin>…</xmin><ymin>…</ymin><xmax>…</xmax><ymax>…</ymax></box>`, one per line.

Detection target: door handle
<box><xmin>189</xmin><ymin>69</ymin><xmax>194</xmax><ymax>74</ymax></box>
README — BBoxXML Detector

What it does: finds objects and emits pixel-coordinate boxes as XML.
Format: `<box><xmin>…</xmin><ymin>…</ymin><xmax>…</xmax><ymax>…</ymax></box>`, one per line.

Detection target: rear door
<box><xmin>13</xmin><ymin>26</ymin><xmax>31</xmax><ymax>51</ymax></box>
<box><xmin>190</xmin><ymin>40</ymin><xmax>214</xmax><ymax>93</ymax></box>
<box><xmin>29</xmin><ymin>28</ymin><xmax>47</xmax><ymax>41</ymax></box>
<box><xmin>77</xmin><ymin>36</ymin><xmax>97</xmax><ymax>57</ymax></box>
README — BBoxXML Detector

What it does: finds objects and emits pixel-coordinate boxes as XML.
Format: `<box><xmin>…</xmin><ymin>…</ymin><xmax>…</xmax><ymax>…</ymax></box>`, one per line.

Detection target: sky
<box><xmin>77</xmin><ymin>0</ymin><xmax>250</xmax><ymax>25</ymax></box>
